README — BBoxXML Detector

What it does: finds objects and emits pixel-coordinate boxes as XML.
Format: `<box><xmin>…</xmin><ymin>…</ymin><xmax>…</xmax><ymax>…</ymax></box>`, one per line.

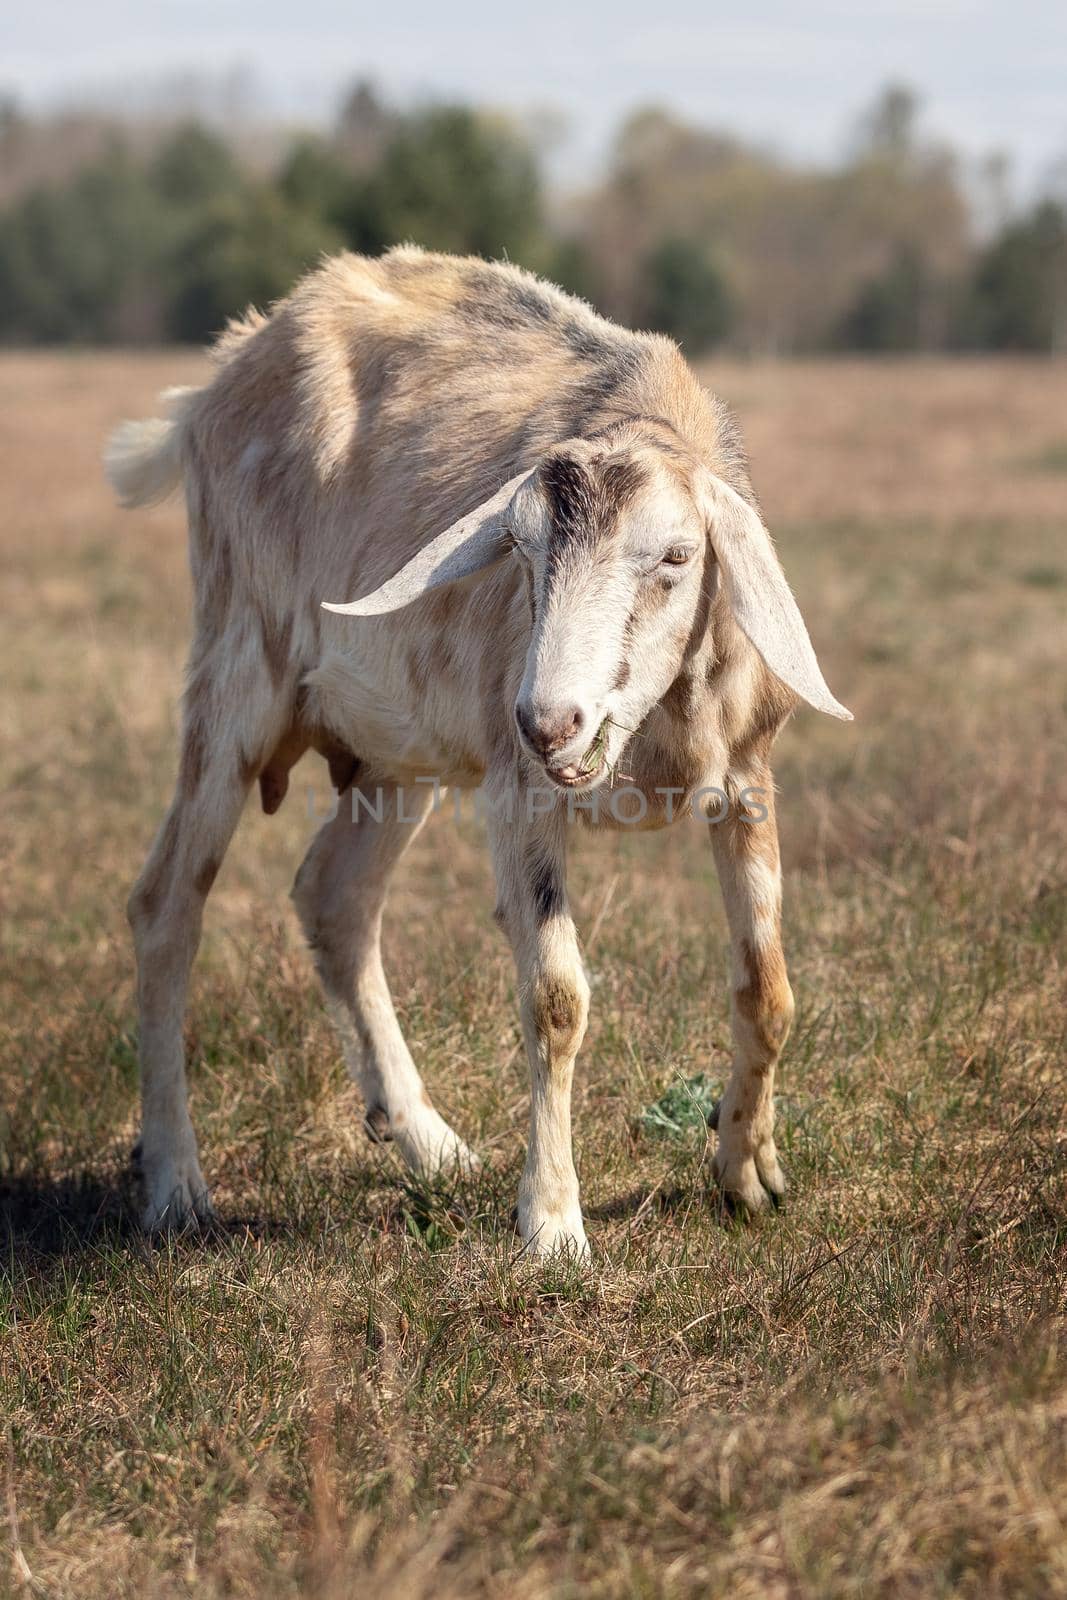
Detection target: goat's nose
<box><xmin>515</xmin><ymin>700</ymin><xmax>586</xmax><ymax>758</ymax></box>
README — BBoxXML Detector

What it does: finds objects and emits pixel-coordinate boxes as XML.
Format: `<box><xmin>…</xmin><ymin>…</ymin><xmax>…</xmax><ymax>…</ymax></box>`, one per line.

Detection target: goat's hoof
<box><xmin>363</xmin><ymin>1106</ymin><xmax>394</xmax><ymax>1144</ymax></box>
<box><xmin>518</xmin><ymin>1208</ymin><xmax>590</xmax><ymax>1262</ymax></box>
<box><xmin>141</xmin><ymin>1164</ymin><xmax>215</xmax><ymax>1236</ymax></box>
<box><xmin>713</xmin><ymin>1146</ymin><xmax>786</xmax><ymax>1216</ymax></box>
<box><xmin>397</xmin><ymin>1113</ymin><xmax>481</xmax><ymax>1179</ymax></box>
<box><xmin>142</xmin><ymin>1198</ymin><xmax>217</xmax><ymax>1237</ymax></box>
<box><xmin>755</xmin><ymin>1146</ymin><xmax>787</xmax><ymax>1203</ymax></box>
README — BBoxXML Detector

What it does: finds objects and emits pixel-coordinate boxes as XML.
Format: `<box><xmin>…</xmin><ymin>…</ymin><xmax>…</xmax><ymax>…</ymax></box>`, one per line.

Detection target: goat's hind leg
<box><xmin>129</xmin><ymin>777</ymin><xmax>242</xmax><ymax>1229</ymax></box>
<box><xmin>128</xmin><ymin>655</ymin><xmax>284</xmax><ymax>1231</ymax></box>
<box><xmin>292</xmin><ymin>782</ymin><xmax>477</xmax><ymax>1177</ymax></box>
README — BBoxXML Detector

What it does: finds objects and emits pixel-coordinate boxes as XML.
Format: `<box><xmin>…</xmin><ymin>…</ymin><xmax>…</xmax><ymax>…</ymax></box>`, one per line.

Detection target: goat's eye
<box><xmin>661</xmin><ymin>545</ymin><xmax>693</xmax><ymax>567</ymax></box>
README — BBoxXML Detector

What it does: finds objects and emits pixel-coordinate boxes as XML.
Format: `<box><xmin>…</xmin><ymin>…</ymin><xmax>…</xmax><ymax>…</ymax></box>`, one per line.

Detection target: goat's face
<box><xmin>509</xmin><ymin>442</ymin><xmax>708</xmax><ymax>791</ymax></box>
<box><xmin>322</xmin><ymin>437</ymin><xmax>851</xmax><ymax>759</ymax></box>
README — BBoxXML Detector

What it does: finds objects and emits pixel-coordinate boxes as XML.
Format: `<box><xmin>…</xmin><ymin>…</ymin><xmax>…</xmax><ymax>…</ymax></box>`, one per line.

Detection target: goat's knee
<box><xmin>290</xmin><ymin>850</ymin><xmax>321</xmax><ymax>942</ymax></box>
<box><xmin>735</xmin><ymin>980</ymin><xmax>794</xmax><ymax>1064</ymax></box>
<box><xmin>127</xmin><ymin>808</ymin><xmax>183</xmax><ymax>934</ymax></box>
<box><xmin>291</xmin><ymin>830</ymin><xmax>346</xmax><ymax>951</ymax></box>
<box><xmin>733</xmin><ymin>937</ymin><xmax>794</xmax><ymax>1065</ymax></box>
<box><xmin>531</xmin><ymin>969</ymin><xmax>589</xmax><ymax>1064</ymax></box>
<box><xmin>126</xmin><ymin>878</ymin><xmax>153</xmax><ymax>938</ymax></box>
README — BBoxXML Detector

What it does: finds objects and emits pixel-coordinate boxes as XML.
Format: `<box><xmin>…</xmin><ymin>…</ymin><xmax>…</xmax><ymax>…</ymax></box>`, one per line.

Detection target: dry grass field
<box><xmin>2</xmin><ymin>352</ymin><xmax>1065</xmax><ymax>1597</ymax></box>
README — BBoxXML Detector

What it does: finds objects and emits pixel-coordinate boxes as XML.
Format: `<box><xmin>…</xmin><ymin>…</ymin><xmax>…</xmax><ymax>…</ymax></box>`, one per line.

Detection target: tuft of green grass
<box><xmin>639</xmin><ymin>1072</ymin><xmax>722</xmax><ymax>1137</ymax></box>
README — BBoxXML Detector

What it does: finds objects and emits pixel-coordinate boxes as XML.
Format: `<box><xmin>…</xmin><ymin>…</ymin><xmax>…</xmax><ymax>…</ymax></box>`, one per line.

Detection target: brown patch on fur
<box><xmin>541</xmin><ymin>453</ymin><xmax>596</xmax><ymax>545</ymax></box>
<box><xmin>725</xmin><ymin>768</ymin><xmax>781</xmax><ymax>869</ymax></box>
<box><xmin>600</xmin><ymin>456</ymin><xmax>648</xmax><ymax>516</ymax></box>
<box><xmin>533</xmin><ymin>976</ymin><xmax>587</xmax><ymax>1062</ymax></box>
<box><xmin>591</xmin><ymin>413</ymin><xmax>685</xmax><ymax>452</ymax></box>
<box><xmin>621</xmin><ymin>605</ymin><xmax>639</xmax><ymax>647</ymax></box>
<box><xmin>734</xmin><ymin>937</ymin><xmax>794</xmax><ymax>1059</ymax></box>
<box><xmin>611</xmin><ymin>658</ymin><xmax>631</xmax><ymax>692</ymax></box>
<box><xmin>255</xmin><ymin>712</ymin><xmax>358</xmax><ymax>804</ymax></box>
<box><xmin>541</xmin><ymin>449</ymin><xmax>647</xmax><ymax>560</ymax></box>
<box><xmin>661</xmin><ymin>669</ymin><xmax>695</xmax><ymax>722</ymax></box>
<box><xmin>733</xmin><ymin>660</ymin><xmax>797</xmax><ymax>769</ymax></box>
<box><xmin>704</xmin><ymin>589</ymin><xmax>742</xmax><ymax>689</ymax></box>
<box><xmin>629</xmin><ymin>575</ymin><xmax>674</xmax><ymax>623</ymax></box>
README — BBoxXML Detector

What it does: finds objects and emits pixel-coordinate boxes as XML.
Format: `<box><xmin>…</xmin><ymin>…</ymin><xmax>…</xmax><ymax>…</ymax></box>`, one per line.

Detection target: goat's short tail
<box><xmin>104</xmin><ymin>386</ymin><xmax>197</xmax><ymax>508</ymax></box>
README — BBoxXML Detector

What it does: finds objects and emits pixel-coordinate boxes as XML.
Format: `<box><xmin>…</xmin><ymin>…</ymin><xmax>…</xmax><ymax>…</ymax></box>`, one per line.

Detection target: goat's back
<box><xmin>124</xmin><ymin>250</ymin><xmax>747</xmax><ymax>648</ymax></box>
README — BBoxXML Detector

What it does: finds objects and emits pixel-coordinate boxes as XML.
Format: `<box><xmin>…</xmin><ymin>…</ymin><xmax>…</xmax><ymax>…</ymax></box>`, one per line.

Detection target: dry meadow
<box><xmin>1</xmin><ymin>352</ymin><xmax>1065</xmax><ymax>1597</ymax></box>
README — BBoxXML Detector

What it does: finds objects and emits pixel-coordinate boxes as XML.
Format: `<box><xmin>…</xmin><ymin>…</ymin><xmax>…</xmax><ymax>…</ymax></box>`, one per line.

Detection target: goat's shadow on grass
<box><xmin>0</xmin><ymin>1169</ymin><xmax>140</xmax><ymax>1263</ymax></box>
<box><xmin>0</xmin><ymin>1155</ymin><xmax>514</xmax><ymax>1274</ymax></box>
<box><xmin>0</xmin><ymin>1165</ymin><xmax>326</xmax><ymax>1273</ymax></box>
<box><xmin>586</xmin><ymin>1179</ymin><xmax>760</xmax><ymax>1227</ymax></box>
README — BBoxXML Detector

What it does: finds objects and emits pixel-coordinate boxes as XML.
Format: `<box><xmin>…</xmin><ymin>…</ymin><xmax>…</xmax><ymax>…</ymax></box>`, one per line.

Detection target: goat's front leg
<box><xmin>709</xmin><ymin>769</ymin><xmax>795</xmax><ymax>1212</ymax></box>
<box><xmin>490</xmin><ymin>800</ymin><xmax>590</xmax><ymax>1258</ymax></box>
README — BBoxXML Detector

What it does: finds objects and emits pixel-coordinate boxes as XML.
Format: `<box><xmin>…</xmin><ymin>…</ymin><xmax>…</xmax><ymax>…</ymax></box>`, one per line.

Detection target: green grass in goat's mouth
<box><xmin>580</xmin><ymin>717</ymin><xmax>610</xmax><ymax>775</ymax></box>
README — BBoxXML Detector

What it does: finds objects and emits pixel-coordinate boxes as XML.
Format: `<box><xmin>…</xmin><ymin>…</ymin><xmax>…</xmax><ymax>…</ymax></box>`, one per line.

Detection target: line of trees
<box><xmin>0</xmin><ymin>83</ymin><xmax>1063</xmax><ymax>353</ymax></box>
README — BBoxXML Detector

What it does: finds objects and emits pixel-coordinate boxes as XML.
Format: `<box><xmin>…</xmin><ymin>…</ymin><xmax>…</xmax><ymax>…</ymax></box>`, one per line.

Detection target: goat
<box><xmin>106</xmin><ymin>246</ymin><xmax>851</xmax><ymax>1255</ymax></box>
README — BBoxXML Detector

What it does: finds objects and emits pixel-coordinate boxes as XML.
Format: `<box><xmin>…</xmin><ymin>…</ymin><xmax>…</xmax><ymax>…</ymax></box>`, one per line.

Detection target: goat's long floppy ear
<box><xmin>322</xmin><ymin>468</ymin><xmax>532</xmax><ymax>616</ymax></box>
<box><xmin>696</xmin><ymin>469</ymin><xmax>852</xmax><ymax>720</ymax></box>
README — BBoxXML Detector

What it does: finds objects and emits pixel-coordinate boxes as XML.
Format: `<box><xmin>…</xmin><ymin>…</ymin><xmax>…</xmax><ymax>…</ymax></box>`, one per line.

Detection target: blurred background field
<box><xmin>1</xmin><ymin>6</ymin><xmax>1066</xmax><ymax>1595</ymax></box>
<box><xmin>0</xmin><ymin>76</ymin><xmax>1065</xmax><ymax>356</ymax></box>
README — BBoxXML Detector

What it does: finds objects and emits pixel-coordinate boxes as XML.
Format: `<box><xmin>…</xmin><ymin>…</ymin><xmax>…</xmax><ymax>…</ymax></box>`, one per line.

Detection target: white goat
<box><xmin>107</xmin><ymin>246</ymin><xmax>850</xmax><ymax>1255</ymax></box>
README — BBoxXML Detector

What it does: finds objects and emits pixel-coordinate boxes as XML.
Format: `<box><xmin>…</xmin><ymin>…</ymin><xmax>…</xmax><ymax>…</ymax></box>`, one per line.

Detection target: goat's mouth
<box><xmin>544</xmin><ymin>719</ymin><xmax>610</xmax><ymax>789</ymax></box>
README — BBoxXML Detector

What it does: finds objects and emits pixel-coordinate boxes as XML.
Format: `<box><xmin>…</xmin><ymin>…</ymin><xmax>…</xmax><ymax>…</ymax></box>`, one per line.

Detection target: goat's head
<box><xmin>324</xmin><ymin>431</ymin><xmax>850</xmax><ymax>791</ymax></box>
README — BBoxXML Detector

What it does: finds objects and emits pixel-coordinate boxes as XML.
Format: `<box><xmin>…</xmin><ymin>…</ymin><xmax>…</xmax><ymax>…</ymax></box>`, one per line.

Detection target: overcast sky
<box><xmin>6</xmin><ymin>0</ymin><xmax>1067</xmax><ymax>196</ymax></box>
